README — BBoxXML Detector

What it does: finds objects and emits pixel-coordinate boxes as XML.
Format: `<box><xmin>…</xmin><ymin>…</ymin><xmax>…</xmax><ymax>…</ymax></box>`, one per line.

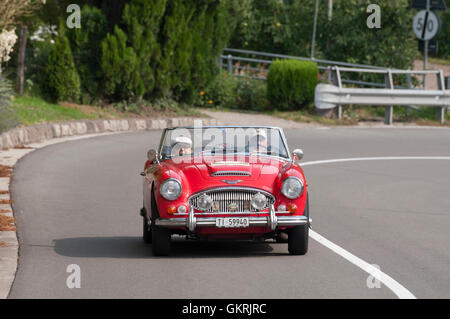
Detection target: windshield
<box><xmin>160</xmin><ymin>127</ymin><xmax>289</xmax><ymax>161</ymax></box>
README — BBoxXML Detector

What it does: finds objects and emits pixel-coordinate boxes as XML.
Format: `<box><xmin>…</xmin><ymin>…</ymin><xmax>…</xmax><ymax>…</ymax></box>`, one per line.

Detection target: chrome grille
<box><xmin>211</xmin><ymin>171</ymin><xmax>251</xmax><ymax>177</ymax></box>
<box><xmin>189</xmin><ymin>187</ymin><xmax>275</xmax><ymax>213</ymax></box>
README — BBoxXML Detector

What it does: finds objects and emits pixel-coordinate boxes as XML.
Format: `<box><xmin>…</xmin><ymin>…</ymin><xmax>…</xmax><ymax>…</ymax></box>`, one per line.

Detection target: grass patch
<box><xmin>10</xmin><ymin>96</ymin><xmax>206</xmax><ymax>127</ymax></box>
<box><xmin>429</xmin><ymin>57</ymin><xmax>450</xmax><ymax>67</ymax></box>
<box><xmin>12</xmin><ymin>96</ymin><xmax>96</xmax><ymax>126</ymax></box>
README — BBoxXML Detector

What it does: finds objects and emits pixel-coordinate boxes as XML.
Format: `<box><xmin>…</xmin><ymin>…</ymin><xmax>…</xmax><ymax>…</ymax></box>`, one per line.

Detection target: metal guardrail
<box><xmin>317</xmin><ymin>67</ymin><xmax>449</xmax><ymax>125</ymax></box>
<box><xmin>220</xmin><ymin>48</ymin><xmax>393</xmax><ymax>85</ymax></box>
<box><xmin>221</xmin><ymin>48</ymin><xmax>448</xmax><ymax>125</ymax></box>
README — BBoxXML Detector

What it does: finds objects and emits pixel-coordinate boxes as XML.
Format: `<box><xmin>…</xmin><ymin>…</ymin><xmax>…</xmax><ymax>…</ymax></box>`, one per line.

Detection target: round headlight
<box><xmin>197</xmin><ymin>194</ymin><xmax>213</xmax><ymax>211</ymax></box>
<box><xmin>160</xmin><ymin>179</ymin><xmax>182</xmax><ymax>201</ymax></box>
<box><xmin>251</xmin><ymin>192</ymin><xmax>267</xmax><ymax>210</ymax></box>
<box><xmin>281</xmin><ymin>177</ymin><xmax>303</xmax><ymax>199</ymax></box>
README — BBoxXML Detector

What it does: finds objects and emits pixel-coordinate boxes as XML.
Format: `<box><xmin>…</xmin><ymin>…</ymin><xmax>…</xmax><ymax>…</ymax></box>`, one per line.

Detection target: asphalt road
<box><xmin>8</xmin><ymin>127</ymin><xmax>450</xmax><ymax>298</ymax></box>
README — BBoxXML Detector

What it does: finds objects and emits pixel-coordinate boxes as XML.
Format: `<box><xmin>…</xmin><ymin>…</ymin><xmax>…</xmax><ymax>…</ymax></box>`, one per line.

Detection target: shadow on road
<box><xmin>53</xmin><ymin>236</ymin><xmax>286</xmax><ymax>259</ymax></box>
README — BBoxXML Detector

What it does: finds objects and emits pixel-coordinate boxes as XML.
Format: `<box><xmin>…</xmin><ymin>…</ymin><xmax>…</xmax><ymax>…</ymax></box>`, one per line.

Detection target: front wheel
<box><xmin>288</xmin><ymin>225</ymin><xmax>309</xmax><ymax>255</ymax></box>
<box><xmin>150</xmin><ymin>186</ymin><xmax>171</xmax><ymax>256</ymax></box>
<box><xmin>152</xmin><ymin>226</ymin><xmax>171</xmax><ymax>256</ymax></box>
<box><xmin>143</xmin><ymin>216</ymin><xmax>152</xmax><ymax>244</ymax></box>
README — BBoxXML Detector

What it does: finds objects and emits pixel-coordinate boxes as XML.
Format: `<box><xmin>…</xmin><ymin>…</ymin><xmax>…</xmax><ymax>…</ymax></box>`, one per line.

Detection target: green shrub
<box><xmin>0</xmin><ymin>76</ymin><xmax>17</xmax><ymax>133</ymax></box>
<box><xmin>195</xmin><ymin>71</ymin><xmax>270</xmax><ymax>111</ymax></box>
<box><xmin>196</xmin><ymin>71</ymin><xmax>238</xmax><ymax>108</ymax></box>
<box><xmin>235</xmin><ymin>77</ymin><xmax>269</xmax><ymax>111</ymax></box>
<box><xmin>267</xmin><ymin>59</ymin><xmax>318</xmax><ymax>110</ymax></box>
<box><xmin>43</xmin><ymin>26</ymin><xmax>81</xmax><ymax>103</ymax></box>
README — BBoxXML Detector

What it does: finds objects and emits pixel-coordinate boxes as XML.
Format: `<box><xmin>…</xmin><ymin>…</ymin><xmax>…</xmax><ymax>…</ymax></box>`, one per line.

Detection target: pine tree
<box><xmin>156</xmin><ymin>0</ymin><xmax>194</xmax><ymax>99</ymax></box>
<box><xmin>122</xmin><ymin>0</ymin><xmax>167</xmax><ymax>96</ymax></box>
<box><xmin>67</xmin><ymin>5</ymin><xmax>108</xmax><ymax>102</ymax></box>
<box><xmin>100</xmin><ymin>26</ymin><xmax>144</xmax><ymax>101</ymax></box>
<box><xmin>44</xmin><ymin>23</ymin><xmax>81</xmax><ymax>103</ymax></box>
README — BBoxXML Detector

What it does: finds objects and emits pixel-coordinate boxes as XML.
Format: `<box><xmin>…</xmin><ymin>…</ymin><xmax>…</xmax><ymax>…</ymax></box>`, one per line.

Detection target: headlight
<box><xmin>281</xmin><ymin>177</ymin><xmax>303</xmax><ymax>199</ymax></box>
<box><xmin>160</xmin><ymin>178</ymin><xmax>182</xmax><ymax>201</ymax></box>
<box><xmin>251</xmin><ymin>192</ymin><xmax>267</xmax><ymax>210</ymax></box>
<box><xmin>197</xmin><ymin>194</ymin><xmax>213</xmax><ymax>211</ymax></box>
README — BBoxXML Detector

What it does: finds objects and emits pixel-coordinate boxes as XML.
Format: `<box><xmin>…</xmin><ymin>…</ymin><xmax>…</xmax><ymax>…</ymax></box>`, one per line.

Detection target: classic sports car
<box><xmin>140</xmin><ymin>126</ymin><xmax>310</xmax><ymax>256</ymax></box>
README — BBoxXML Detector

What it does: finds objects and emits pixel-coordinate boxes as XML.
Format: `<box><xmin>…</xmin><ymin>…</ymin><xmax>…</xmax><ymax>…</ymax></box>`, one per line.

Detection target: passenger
<box><xmin>171</xmin><ymin>136</ymin><xmax>193</xmax><ymax>157</ymax></box>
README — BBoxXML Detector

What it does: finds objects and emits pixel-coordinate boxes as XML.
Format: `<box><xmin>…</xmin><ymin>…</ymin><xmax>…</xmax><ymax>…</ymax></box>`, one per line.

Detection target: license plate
<box><xmin>216</xmin><ymin>217</ymin><xmax>249</xmax><ymax>228</ymax></box>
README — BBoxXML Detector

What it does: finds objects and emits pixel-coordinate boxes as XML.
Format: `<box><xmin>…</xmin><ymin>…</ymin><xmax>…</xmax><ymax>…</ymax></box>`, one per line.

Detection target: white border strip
<box><xmin>302</xmin><ymin>156</ymin><xmax>450</xmax><ymax>299</ymax></box>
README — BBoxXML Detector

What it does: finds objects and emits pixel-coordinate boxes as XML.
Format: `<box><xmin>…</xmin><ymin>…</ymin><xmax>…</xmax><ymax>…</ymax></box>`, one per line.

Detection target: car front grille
<box><xmin>189</xmin><ymin>187</ymin><xmax>275</xmax><ymax>214</ymax></box>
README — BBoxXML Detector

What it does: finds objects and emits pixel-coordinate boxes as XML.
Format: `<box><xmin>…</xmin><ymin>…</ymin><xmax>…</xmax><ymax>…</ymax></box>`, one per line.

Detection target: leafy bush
<box><xmin>235</xmin><ymin>78</ymin><xmax>269</xmax><ymax>111</ymax></box>
<box><xmin>0</xmin><ymin>76</ymin><xmax>17</xmax><ymax>133</ymax></box>
<box><xmin>195</xmin><ymin>71</ymin><xmax>269</xmax><ymax>111</ymax></box>
<box><xmin>43</xmin><ymin>25</ymin><xmax>81</xmax><ymax>103</ymax></box>
<box><xmin>196</xmin><ymin>71</ymin><xmax>238</xmax><ymax>108</ymax></box>
<box><xmin>267</xmin><ymin>60</ymin><xmax>318</xmax><ymax>110</ymax></box>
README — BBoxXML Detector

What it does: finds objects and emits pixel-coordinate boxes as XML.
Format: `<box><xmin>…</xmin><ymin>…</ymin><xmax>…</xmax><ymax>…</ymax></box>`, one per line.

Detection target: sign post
<box><xmin>412</xmin><ymin>0</ymin><xmax>443</xmax><ymax>89</ymax></box>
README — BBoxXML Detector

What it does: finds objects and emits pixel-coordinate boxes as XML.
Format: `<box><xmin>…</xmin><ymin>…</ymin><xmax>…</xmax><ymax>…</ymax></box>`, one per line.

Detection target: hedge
<box><xmin>267</xmin><ymin>59</ymin><xmax>318</xmax><ymax>110</ymax></box>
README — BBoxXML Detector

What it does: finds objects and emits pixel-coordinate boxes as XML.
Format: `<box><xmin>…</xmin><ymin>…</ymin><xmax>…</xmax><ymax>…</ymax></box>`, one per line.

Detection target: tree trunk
<box><xmin>17</xmin><ymin>25</ymin><xmax>28</xmax><ymax>96</ymax></box>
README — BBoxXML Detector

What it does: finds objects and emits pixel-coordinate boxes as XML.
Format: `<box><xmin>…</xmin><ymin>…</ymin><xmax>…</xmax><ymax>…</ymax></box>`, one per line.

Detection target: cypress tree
<box><xmin>157</xmin><ymin>0</ymin><xmax>194</xmax><ymax>99</ymax></box>
<box><xmin>100</xmin><ymin>26</ymin><xmax>144</xmax><ymax>101</ymax></box>
<box><xmin>67</xmin><ymin>5</ymin><xmax>108</xmax><ymax>102</ymax></box>
<box><xmin>44</xmin><ymin>23</ymin><xmax>81</xmax><ymax>103</ymax></box>
<box><xmin>122</xmin><ymin>0</ymin><xmax>167</xmax><ymax>96</ymax></box>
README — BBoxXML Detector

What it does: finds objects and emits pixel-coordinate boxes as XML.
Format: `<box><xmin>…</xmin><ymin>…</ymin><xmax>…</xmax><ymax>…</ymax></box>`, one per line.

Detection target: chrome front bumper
<box><xmin>154</xmin><ymin>206</ymin><xmax>310</xmax><ymax>232</ymax></box>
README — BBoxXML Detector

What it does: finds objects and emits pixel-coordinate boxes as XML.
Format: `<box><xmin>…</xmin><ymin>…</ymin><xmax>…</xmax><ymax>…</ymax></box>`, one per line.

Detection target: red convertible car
<box><xmin>140</xmin><ymin>126</ymin><xmax>310</xmax><ymax>256</ymax></box>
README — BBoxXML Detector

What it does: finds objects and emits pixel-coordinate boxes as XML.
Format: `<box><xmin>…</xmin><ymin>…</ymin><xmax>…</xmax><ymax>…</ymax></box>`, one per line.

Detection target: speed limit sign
<box><xmin>413</xmin><ymin>10</ymin><xmax>441</xmax><ymax>41</ymax></box>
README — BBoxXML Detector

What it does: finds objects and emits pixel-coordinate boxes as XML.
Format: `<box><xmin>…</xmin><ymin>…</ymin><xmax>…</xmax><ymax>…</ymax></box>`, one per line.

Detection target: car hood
<box><xmin>162</xmin><ymin>156</ymin><xmax>292</xmax><ymax>195</ymax></box>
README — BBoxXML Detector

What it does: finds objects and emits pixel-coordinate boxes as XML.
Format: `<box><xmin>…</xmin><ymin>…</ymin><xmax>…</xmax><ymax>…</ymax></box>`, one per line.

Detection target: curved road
<box><xmin>8</xmin><ymin>127</ymin><xmax>450</xmax><ymax>298</ymax></box>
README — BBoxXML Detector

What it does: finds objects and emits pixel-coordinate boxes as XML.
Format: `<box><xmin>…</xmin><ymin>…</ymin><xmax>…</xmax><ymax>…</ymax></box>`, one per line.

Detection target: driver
<box><xmin>248</xmin><ymin>129</ymin><xmax>268</xmax><ymax>153</ymax></box>
<box><xmin>171</xmin><ymin>136</ymin><xmax>193</xmax><ymax>157</ymax></box>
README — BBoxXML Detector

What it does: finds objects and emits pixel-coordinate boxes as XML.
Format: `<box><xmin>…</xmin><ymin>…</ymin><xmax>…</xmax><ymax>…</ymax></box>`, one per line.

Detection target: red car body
<box><xmin>141</xmin><ymin>126</ymin><xmax>310</xmax><ymax>255</ymax></box>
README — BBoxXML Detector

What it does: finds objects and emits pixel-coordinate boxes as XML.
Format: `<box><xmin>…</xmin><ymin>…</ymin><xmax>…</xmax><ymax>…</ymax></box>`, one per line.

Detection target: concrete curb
<box><xmin>0</xmin><ymin>116</ymin><xmax>219</xmax><ymax>299</ymax></box>
<box><xmin>0</xmin><ymin>117</ymin><xmax>221</xmax><ymax>150</ymax></box>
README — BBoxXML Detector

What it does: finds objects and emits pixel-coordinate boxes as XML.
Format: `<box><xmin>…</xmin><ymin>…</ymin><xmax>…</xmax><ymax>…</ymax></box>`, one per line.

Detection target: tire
<box><xmin>152</xmin><ymin>226</ymin><xmax>171</xmax><ymax>256</ymax></box>
<box><xmin>143</xmin><ymin>215</ymin><xmax>152</xmax><ymax>244</ymax></box>
<box><xmin>150</xmin><ymin>185</ymin><xmax>171</xmax><ymax>256</ymax></box>
<box><xmin>288</xmin><ymin>224</ymin><xmax>309</xmax><ymax>255</ymax></box>
<box><xmin>288</xmin><ymin>193</ymin><xmax>309</xmax><ymax>255</ymax></box>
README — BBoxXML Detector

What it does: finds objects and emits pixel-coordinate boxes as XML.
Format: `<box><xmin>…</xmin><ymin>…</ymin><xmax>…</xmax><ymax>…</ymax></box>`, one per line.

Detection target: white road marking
<box><xmin>309</xmin><ymin>230</ymin><xmax>416</xmax><ymax>299</ymax></box>
<box><xmin>301</xmin><ymin>156</ymin><xmax>450</xmax><ymax>299</ymax></box>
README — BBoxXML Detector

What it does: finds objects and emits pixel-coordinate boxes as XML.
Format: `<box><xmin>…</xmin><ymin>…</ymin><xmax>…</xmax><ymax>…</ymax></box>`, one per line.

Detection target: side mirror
<box><xmin>147</xmin><ymin>149</ymin><xmax>158</xmax><ymax>163</ymax></box>
<box><xmin>292</xmin><ymin>149</ymin><xmax>304</xmax><ymax>161</ymax></box>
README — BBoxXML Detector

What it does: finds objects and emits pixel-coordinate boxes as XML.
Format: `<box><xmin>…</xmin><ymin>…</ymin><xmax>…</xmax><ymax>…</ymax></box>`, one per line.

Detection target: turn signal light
<box><xmin>288</xmin><ymin>204</ymin><xmax>297</xmax><ymax>213</ymax></box>
<box><xmin>167</xmin><ymin>205</ymin><xmax>177</xmax><ymax>214</ymax></box>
